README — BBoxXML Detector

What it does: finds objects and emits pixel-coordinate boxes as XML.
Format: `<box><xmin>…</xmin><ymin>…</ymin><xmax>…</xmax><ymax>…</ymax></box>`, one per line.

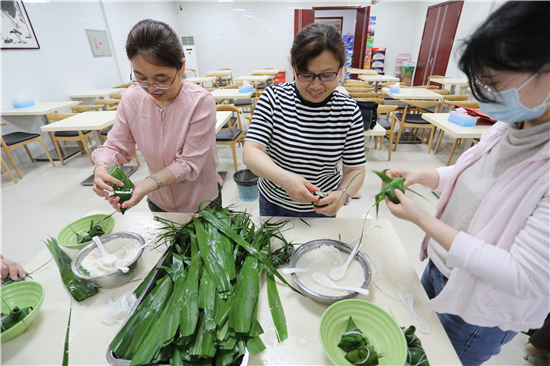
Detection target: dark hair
<box><xmin>458</xmin><ymin>1</ymin><xmax>550</xmax><ymax>103</ymax></box>
<box><xmin>126</xmin><ymin>19</ymin><xmax>184</xmax><ymax>70</ymax></box>
<box><xmin>290</xmin><ymin>23</ymin><xmax>346</xmax><ymax>73</ymax></box>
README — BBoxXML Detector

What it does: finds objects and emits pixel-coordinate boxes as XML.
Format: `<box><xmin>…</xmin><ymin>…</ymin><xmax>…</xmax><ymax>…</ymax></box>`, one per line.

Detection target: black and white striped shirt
<box><xmin>245</xmin><ymin>82</ymin><xmax>366</xmax><ymax>212</ymax></box>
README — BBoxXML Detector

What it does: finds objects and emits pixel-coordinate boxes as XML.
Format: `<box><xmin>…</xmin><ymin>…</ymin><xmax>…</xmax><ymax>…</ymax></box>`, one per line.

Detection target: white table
<box><xmin>1</xmin><ymin>101</ymin><xmax>82</xmax><ymax>161</ymax></box>
<box><xmin>335</xmin><ymin>86</ymin><xmax>349</xmax><ymax>95</ymax></box>
<box><xmin>422</xmin><ymin>113</ymin><xmax>491</xmax><ymax>164</ymax></box>
<box><xmin>383</xmin><ymin>87</ymin><xmax>443</xmax><ymax>100</ymax></box>
<box><xmin>253</xmin><ymin>69</ymin><xmax>279</xmax><ymax>75</ymax></box>
<box><xmin>186</xmin><ymin>76</ymin><xmax>216</xmax><ymax>87</ymax></box>
<box><xmin>40</xmin><ymin>111</ymin><xmax>116</xmax><ymax>148</ymax></box>
<box><xmin>360</xmin><ymin>74</ymin><xmax>400</xmax><ymax>92</ymax></box>
<box><xmin>216</xmin><ymin>111</ymin><xmax>232</xmax><ymax>133</ymax></box>
<box><xmin>234</xmin><ymin>75</ymin><xmax>271</xmax><ymax>83</ymax></box>
<box><xmin>205</xmin><ymin>70</ymin><xmax>233</xmax><ymax>78</ymax></box>
<box><xmin>346</xmin><ymin>68</ymin><xmax>378</xmax><ymax>75</ymax></box>
<box><xmin>69</xmin><ymin>89</ymin><xmax>126</xmax><ymax>99</ymax></box>
<box><xmin>211</xmin><ymin>89</ymin><xmax>253</xmax><ymax>100</ymax></box>
<box><xmin>3</xmin><ymin>213</ymin><xmax>460</xmax><ymax>365</ymax></box>
<box><xmin>429</xmin><ymin>78</ymin><xmax>468</xmax><ymax>94</ymax></box>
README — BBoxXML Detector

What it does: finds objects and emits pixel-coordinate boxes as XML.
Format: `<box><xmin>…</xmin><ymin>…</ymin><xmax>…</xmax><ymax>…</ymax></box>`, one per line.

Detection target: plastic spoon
<box><xmin>282</xmin><ymin>260</ymin><xmax>319</xmax><ymax>275</ymax></box>
<box><xmin>92</xmin><ymin>236</ymin><xmax>117</xmax><ymax>265</ymax></box>
<box><xmin>312</xmin><ymin>272</ymin><xmax>370</xmax><ymax>296</ymax></box>
<box><xmin>97</xmin><ymin>261</ymin><xmax>129</xmax><ymax>274</ymax></box>
<box><xmin>135</xmin><ymin>230</ymin><xmax>160</xmax><ymax>253</ymax></box>
<box><xmin>329</xmin><ymin>243</ymin><xmax>363</xmax><ymax>280</ymax></box>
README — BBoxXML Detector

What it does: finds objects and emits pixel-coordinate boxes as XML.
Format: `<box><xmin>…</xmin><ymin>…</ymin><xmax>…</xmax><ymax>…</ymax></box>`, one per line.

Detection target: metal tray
<box><xmin>106</xmin><ymin>245</ymin><xmax>249</xmax><ymax>366</ymax></box>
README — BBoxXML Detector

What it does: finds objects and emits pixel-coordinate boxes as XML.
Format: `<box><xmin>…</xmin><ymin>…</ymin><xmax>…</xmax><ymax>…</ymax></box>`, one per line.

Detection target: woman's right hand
<box><xmin>280</xmin><ymin>173</ymin><xmax>319</xmax><ymax>204</ymax></box>
<box><xmin>92</xmin><ymin>166</ymin><xmax>124</xmax><ymax>201</ymax></box>
<box><xmin>384</xmin><ymin>169</ymin><xmax>423</xmax><ymax>189</ymax></box>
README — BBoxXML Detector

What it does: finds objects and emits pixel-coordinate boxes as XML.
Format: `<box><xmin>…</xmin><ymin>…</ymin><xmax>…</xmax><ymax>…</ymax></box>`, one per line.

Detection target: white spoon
<box><xmin>135</xmin><ymin>231</ymin><xmax>160</xmax><ymax>253</ymax></box>
<box><xmin>97</xmin><ymin>261</ymin><xmax>129</xmax><ymax>274</ymax></box>
<box><xmin>329</xmin><ymin>243</ymin><xmax>363</xmax><ymax>280</ymax></box>
<box><xmin>92</xmin><ymin>236</ymin><xmax>117</xmax><ymax>265</ymax></box>
<box><xmin>282</xmin><ymin>260</ymin><xmax>319</xmax><ymax>275</ymax></box>
<box><xmin>312</xmin><ymin>272</ymin><xmax>370</xmax><ymax>296</ymax></box>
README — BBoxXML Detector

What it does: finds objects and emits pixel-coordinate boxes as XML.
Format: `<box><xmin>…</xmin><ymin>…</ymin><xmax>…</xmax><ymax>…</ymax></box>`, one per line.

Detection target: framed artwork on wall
<box><xmin>1</xmin><ymin>0</ymin><xmax>40</xmax><ymax>49</ymax></box>
<box><xmin>314</xmin><ymin>17</ymin><xmax>343</xmax><ymax>32</ymax></box>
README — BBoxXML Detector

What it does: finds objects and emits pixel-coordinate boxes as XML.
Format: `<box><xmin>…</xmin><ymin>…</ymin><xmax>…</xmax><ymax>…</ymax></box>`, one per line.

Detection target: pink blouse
<box><xmin>92</xmin><ymin>81</ymin><xmax>222</xmax><ymax>213</ymax></box>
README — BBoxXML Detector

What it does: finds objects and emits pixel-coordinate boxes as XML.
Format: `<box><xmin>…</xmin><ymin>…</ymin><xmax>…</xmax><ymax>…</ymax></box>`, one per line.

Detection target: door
<box><xmin>351</xmin><ymin>6</ymin><xmax>370</xmax><ymax>69</ymax></box>
<box><xmin>413</xmin><ymin>1</ymin><xmax>463</xmax><ymax>86</ymax></box>
<box><xmin>294</xmin><ymin>9</ymin><xmax>315</xmax><ymax>37</ymax></box>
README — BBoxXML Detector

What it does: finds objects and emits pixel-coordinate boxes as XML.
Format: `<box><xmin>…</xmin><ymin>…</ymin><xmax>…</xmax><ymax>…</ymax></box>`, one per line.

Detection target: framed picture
<box><xmin>1</xmin><ymin>0</ymin><xmax>40</xmax><ymax>49</ymax></box>
<box><xmin>314</xmin><ymin>17</ymin><xmax>343</xmax><ymax>32</ymax></box>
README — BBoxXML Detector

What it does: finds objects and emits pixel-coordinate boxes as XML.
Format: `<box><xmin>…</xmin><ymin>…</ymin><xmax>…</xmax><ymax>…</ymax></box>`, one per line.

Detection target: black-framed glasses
<box><xmin>296</xmin><ymin>72</ymin><xmax>339</xmax><ymax>82</ymax></box>
<box><xmin>130</xmin><ymin>69</ymin><xmax>178</xmax><ymax>90</ymax></box>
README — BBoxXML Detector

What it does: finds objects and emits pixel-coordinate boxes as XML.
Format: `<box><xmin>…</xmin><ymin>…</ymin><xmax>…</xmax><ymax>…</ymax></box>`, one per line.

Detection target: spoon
<box><xmin>329</xmin><ymin>243</ymin><xmax>363</xmax><ymax>280</ymax></box>
<box><xmin>135</xmin><ymin>230</ymin><xmax>160</xmax><ymax>253</ymax></box>
<box><xmin>97</xmin><ymin>261</ymin><xmax>129</xmax><ymax>274</ymax></box>
<box><xmin>282</xmin><ymin>260</ymin><xmax>319</xmax><ymax>275</ymax></box>
<box><xmin>312</xmin><ymin>272</ymin><xmax>370</xmax><ymax>296</ymax></box>
<box><xmin>92</xmin><ymin>236</ymin><xmax>117</xmax><ymax>265</ymax></box>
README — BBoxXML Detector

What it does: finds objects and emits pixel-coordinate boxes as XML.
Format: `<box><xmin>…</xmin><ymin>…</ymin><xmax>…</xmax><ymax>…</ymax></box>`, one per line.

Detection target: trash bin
<box><xmin>233</xmin><ymin>169</ymin><xmax>259</xmax><ymax>201</ymax></box>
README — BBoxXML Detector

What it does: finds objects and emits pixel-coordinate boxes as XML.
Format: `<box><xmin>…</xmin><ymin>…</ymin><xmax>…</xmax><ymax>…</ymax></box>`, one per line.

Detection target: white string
<box><xmin>351</xmin><ymin>224</ymin><xmax>431</xmax><ymax>334</ymax></box>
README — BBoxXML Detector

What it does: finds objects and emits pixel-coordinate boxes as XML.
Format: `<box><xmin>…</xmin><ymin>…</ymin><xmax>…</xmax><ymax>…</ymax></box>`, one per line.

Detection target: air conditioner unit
<box><xmin>180</xmin><ymin>35</ymin><xmax>198</xmax><ymax>76</ymax></box>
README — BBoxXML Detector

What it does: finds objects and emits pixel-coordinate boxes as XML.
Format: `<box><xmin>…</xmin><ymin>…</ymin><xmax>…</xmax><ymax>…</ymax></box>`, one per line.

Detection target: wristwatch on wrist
<box><xmin>337</xmin><ymin>187</ymin><xmax>352</xmax><ymax>206</ymax></box>
<box><xmin>146</xmin><ymin>175</ymin><xmax>163</xmax><ymax>192</ymax></box>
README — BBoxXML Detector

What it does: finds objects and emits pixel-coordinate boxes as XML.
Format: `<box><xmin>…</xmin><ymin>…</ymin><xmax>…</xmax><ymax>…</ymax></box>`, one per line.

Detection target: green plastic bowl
<box><xmin>319</xmin><ymin>299</ymin><xmax>407</xmax><ymax>366</ymax></box>
<box><xmin>57</xmin><ymin>214</ymin><xmax>115</xmax><ymax>250</ymax></box>
<box><xmin>1</xmin><ymin>281</ymin><xmax>45</xmax><ymax>343</ymax></box>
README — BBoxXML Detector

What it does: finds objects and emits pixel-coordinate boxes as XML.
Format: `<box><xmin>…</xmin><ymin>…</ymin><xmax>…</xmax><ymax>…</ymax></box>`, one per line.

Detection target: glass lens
<box><xmin>319</xmin><ymin>73</ymin><xmax>337</xmax><ymax>82</ymax></box>
<box><xmin>298</xmin><ymin>73</ymin><xmax>315</xmax><ymax>82</ymax></box>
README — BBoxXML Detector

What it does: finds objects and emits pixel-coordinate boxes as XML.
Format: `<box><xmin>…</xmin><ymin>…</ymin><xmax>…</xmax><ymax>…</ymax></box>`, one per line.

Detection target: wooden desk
<box><xmin>359</xmin><ymin>75</ymin><xmax>400</xmax><ymax>92</ymax></box>
<box><xmin>429</xmin><ymin>78</ymin><xmax>468</xmax><ymax>94</ymax></box>
<box><xmin>205</xmin><ymin>70</ymin><xmax>233</xmax><ymax>78</ymax></box>
<box><xmin>422</xmin><ymin>113</ymin><xmax>491</xmax><ymax>164</ymax></box>
<box><xmin>216</xmin><ymin>111</ymin><xmax>232</xmax><ymax>133</ymax></box>
<box><xmin>234</xmin><ymin>75</ymin><xmax>271</xmax><ymax>83</ymax></box>
<box><xmin>383</xmin><ymin>87</ymin><xmax>443</xmax><ymax>100</ymax></box>
<box><xmin>2</xmin><ymin>213</ymin><xmax>460</xmax><ymax>365</ymax></box>
<box><xmin>186</xmin><ymin>76</ymin><xmax>216</xmax><ymax>87</ymax></box>
<box><xmin>346</xmin><ymin>68</ymin><xmax>378</xmax><ymax>75</ymax></box>
<box><xmin>69</xmin><ymin>89</ymin><xmax>126</xmax><ymax>99</ymax></box>
<box><xmin>253</xmin><ymin>69</ymin><xmax>279</xmax><ymax>76</ymax></box>
<box><xmin>1</xmin><ymin>101</ymin><xmax>81</xmax><ymax>161</ymax></box>
<box><xmin>211</xmin><ymin>89</ymin><xmax>253</xmax><ymax>100</ymax></box>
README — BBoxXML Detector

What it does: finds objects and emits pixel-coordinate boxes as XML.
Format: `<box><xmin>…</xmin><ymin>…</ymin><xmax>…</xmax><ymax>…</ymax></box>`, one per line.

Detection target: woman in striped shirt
<box><xmin>243</xmin><ymin>23</ymin><xmax>366</xmax><ymax>217</ymax></box>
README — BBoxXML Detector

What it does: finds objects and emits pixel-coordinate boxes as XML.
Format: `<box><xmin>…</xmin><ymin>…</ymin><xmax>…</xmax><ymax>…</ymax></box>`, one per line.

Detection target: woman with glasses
<box><xmin>243</xmin><ymin>23</ymin><xmax>366</xmax><ymax>217</ymax></box>
<box><xmin>382</xmin><ymin>2</ymin><xmax>549</xmax><ymax>364</ymax></box>
<box><xmin>92</xmin><ymin>19</ymin><xmax>222</xmax><ymax>213</ymax></box>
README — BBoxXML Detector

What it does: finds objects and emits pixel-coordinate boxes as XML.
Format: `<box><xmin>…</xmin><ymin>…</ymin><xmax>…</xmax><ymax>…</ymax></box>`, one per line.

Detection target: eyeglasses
<box><xmin>473</xmin><ymin>73</ymin><xmax>527</xmax><ymax>98</ymax></box>
<box><xmin>296</xmin><ymin>72</ymin><xmax>339</xmax><ymax>82</ymax></box>
<box><xmin>130</xmin><ymin>69</ymin><xmax>178</xmax><ymax>90</ymax></box>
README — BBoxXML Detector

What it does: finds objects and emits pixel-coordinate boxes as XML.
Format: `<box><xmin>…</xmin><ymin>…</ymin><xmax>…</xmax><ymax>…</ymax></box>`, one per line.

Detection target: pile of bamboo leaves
<box><xmin>110</xmin><ymin>204</ymin><xmax>300</xmax><ymax>366</ymax></box>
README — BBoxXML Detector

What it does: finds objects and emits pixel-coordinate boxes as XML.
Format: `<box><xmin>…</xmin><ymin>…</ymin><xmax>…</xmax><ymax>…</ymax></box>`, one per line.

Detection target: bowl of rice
<box><xmin>289</xmin><ymin>239</ymin><xmax>371</xmax><ymax>305</ymax></box>
<box><xmin>71</xmin><ymin>232</ymin><xmax>145</xmax><ymax>289</ymax></box>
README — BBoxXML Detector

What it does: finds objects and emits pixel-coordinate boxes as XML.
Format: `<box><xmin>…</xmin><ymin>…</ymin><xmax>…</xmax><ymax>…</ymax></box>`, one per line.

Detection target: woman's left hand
<box><xmin>385</xmin><ymin>189</ymin><xmax>427</xmax><ymax>224</ymax></box>
<box><xmin>313</xmin><ymin>190</ymin><xmax>348</xmax><ymax>216</ymax></box>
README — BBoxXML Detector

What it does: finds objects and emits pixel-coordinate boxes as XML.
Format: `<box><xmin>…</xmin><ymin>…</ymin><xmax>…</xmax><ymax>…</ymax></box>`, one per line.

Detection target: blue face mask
<box><xmin>478</xmin><ymin>72</ymin><xmax>550</xmax><ymax>123</ymax></box>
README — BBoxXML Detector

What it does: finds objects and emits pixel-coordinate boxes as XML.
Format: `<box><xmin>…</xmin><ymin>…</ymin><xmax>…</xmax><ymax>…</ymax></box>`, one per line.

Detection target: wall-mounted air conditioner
<box><xmin>180</xmin><ymin>35</ymin><xmax>198</xmax><ymax>76</ymax></box>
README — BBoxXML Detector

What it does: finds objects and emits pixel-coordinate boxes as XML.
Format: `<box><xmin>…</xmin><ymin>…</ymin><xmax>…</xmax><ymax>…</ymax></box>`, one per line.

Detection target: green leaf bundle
<box><xmin>108</xmin><ymin>163</ymin><xmax>134</xmax><ymax>214</ymax></box>
<box><xmin>402</xmin><ymin>325</ymin><xmax>430</xmax><ymax>366</ymax></box>
<box><xmin>44</xmin><ymin>238</ymin><xmax>97</xmax><ymax>302</ymax></box>
<box><xmin>338</xmin><ymin>316</ymin><xmax>382</xmax><ymax>365</ymax></box>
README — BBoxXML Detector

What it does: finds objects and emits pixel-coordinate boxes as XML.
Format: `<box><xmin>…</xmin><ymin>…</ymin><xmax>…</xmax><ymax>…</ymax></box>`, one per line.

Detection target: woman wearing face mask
<box><xmin>92</xmin><ymin>19</ymin><xmax>222</xmax><ymax>213</ymax></box>
<box><xmin>243</xmin><ymin>23</ymin><xmax>366</xmax><ymax>217</ymax></box>
<box><xmin>382</xmin><ymin>2</ymin><xmax>549</xmax><ymax>365</ymax></box>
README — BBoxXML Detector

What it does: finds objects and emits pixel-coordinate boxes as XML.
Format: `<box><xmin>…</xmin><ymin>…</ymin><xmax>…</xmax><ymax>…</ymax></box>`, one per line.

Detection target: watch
<box><xmin>337</xmin><ymin>187</ymin><xmax>352</xmax><ymax>206</ymax></box>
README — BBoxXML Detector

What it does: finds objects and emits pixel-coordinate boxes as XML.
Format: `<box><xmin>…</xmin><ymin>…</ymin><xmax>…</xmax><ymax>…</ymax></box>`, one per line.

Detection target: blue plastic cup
<box><xmin>233</xmin><ymin>169</ymin><xmax>259</xmax><ymax>201</ymax></box>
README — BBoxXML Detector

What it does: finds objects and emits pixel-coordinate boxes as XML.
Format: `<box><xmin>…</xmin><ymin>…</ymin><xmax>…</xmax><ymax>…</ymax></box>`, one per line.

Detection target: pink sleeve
<box><xmin>91</xmin><ymin>97</ymin><xmax>137</xmax><ymax>166</ymax></box>
<box><xmin>165</xmin><ymin>93</ymin><xmax>217</xmax><ymax>182</ymax></box>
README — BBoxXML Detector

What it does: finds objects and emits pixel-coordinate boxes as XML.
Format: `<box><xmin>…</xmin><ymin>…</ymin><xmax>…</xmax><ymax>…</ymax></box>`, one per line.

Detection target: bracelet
<box><xmin>93</xmin><ymin>162</ymin><xmax>109</xmax><ymax>175</ymax></box>
<box><xmin>337</xmin><ymin>187</ymin><xmax>352</xmax><ymax>206</ymax></box>
<box><xmin>146</xmin><ymin>175</ymin><xmax>163</xmax><ymax>192</ymax></box>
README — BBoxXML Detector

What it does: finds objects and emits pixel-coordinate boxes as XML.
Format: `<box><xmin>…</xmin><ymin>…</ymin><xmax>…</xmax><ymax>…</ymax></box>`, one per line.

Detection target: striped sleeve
<box><xmin>245</xmin><ymin>87</ymin><xmax>275</xmax><ymax>146</ymax></box>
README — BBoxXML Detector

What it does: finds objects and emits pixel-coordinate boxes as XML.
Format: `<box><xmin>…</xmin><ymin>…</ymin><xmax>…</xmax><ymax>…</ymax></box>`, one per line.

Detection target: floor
<box><xmin>0</xmin><ymin>123</ymin><xmax>536</xmax><ymax>365</ymax></box>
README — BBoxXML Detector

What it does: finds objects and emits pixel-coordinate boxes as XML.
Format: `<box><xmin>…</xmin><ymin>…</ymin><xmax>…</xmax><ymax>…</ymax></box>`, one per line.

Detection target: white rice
<box><xmin>81</xmin><ymin>237</ymin><xmax>141</xmax><ymax>276</ymax></box>
<box><xmin>295</xmin><ymin>244</ymin><xmax>365</xmax><ymax>297</ymax></box>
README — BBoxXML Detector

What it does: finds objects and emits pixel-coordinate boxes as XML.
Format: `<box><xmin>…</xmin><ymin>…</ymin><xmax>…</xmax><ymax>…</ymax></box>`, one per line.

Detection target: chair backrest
<box><xmin>412</xmin><ymin>85</ymin><xmax>439</xmax><ymax>89</ymax></box>
<box><xmin>357</xmin><ymin>98</ymin><xmax>384</xmax><ymax>104</ymax></box>
<box><xmin>405</xmin><ymin>100</ymin><xmax>442</xmax><ymax>110</ymax></box>
<box><xmin>443</xmin><ymin>94</ymin><xmax>469</xmax><ymax>101</ymax></box>
<box><xmin>433</xmin><ymin>89</ymin><xmax>451</xmax><ymax>95</ymax></box>
<box><xmin>112</xmin><ymin>83</ymin><xmax>133</xmax><ymax>89</ymax></box>
<box><xmin>459</xmin><ymin>84</ymin><xmax>470</xmax><ymax>95</ymax></box>
<box><xmin>46</xmin><ymin>113</ymin><xmax>76</xmax><ymax>123</ymax></box>
<box><xmin>444</xmin><ymin>101</ymin><xmax>480</xmax><ymax>109</ymax></box>
<box><xmin>345</xmin><ymin>86</ymin><xmax>375</xmax><ymax>92</ymax></box>
<box><xmin>71</xmin><ymin>105</ymin><xmax>101</xmax><ymax>113</ymax></box>
<box><xmin>216</xmin><ymin>104</ymin><xmax>242</xmax><ymax>129</ymax></box>
<box><xmin>110</xmin><ymin>93</ymin><xmax>123</xmax><ymax>99</ymax></box>
<box><xmin>350</xmin><ymin>92</ymin><xmax>378</xmax><ymax>99</ymax></box>
<box><xmin>377</xmin><ymin>104</ymin><xmax>398</xmax><ymax>116</ymax></box>
<box><xmin>356</xmin><ymin>100</ymin><xmax>378</xmax><ymax>131</ymax></box>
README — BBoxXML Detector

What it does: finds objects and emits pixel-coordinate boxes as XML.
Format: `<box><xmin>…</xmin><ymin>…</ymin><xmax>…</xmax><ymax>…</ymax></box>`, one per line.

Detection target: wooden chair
<box><xmin>427</xmin><ymin>75</ymin><xmax>450</xmax><ymax>86</ymax></box>
<box><xmin>344</xmin><ymin>86</ymin><xmax>375</xmax><ymax>93</ymax></box>
<box><xmin>112</xmin><ymin>83</ymin><xmax>133</xmax><ymax>89</ymax></box>
<box><xmin>215</xmin><ymin>104</ymin><xmax>244</xmax><ymax>171</ymax></box>
<box><xmin>1</xmin><ymin>125</ymin><xmax>55</xmax><ymax>179</ymax></box>
<box><xmin>459</xmin><ymin>84</ymin><xmax>470</xmax><ymax>95</ymax></box>
<box><xmin>394</xmin><ymin>101</ymin><xmax>442</xmax><ymax>153</ymax></box>
<box><xmin>374</xmin><ymin>105</ymin><xmax>399</xmax><ymax>160</ymax></box>
<box><xmin>70</xmin><ymin>101</ymin><xmax>102</xmax><ymax>113</ymax></box>
<box><xmin>356</xmin><ymin>98</ymin><xmax>385</xmax><ymax>104</ymax></box>
<box><xmin>440</xmin><ymin>100</ymin><xmax>479</xmax><ymax>113</ymax></box>
<box><xmin>217</xmin><ymin>68</ymin><xmax>234</xmax><ymax>86</ymax></box>
<box><xmin>45</xmin><ymin>113</ymin><xmax>94</xmax><ymax>165</ymax></box>
<box><xmin>100</xmin><ymin>127</ymin><xmax>140</xmax><ymax>166</ymax></box>
<box><xmin>110</xmin><ymin>93</ymin><xmax>123</xmax><ymax>99</ymax></box>
<box><xmin>1</xmin><ymin>155</ymin><xmax>18</xmax><ymax>183</ymax></box>
<box><xmin>185</xmin><ymin>68</ymin><xmax>197</xmax><ymax>77</ymax></box>
<box><xmin>350</xmin><ymin>92</ymin><xmax>380</xmax><ymax>100</ymax></box>
<box><xmin>433</xmin><ymin>89</ymin><xmax>451</xmax><ymax>95</ymax></box>
<box><xmin>412</xmin><ymin>85</ymin><xmax>440</xmax><ymax>89</ymax></box>
<box><xmin>223</xmin><ymin>83</ymin><xmax>254</xmax><ymax>115</ymax></box>
<box><xmin>95</xmin><ymin>99</ymin><xmax>120</xmax><ymax>110</ymax></box>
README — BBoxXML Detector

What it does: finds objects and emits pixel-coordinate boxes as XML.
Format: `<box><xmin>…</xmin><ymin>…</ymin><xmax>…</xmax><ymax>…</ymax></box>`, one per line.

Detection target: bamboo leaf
<box><xmin>62</xmin><ymin>301</ymin><xmax>72</xmax><ymax>366</ymax></box>
<box><xmin>230</xmin><ymin>255</ymin><xmax>259</xmax><ymax>333</ymax></box>
<box><xmin>266</xmin><ymin>268</ymin><xmax>288</xmax><ymax>342</ymax></box>
<box><xmin>373</xmin><ymin>170</ymin><xmax>394</xmax><ymax>185</ymax></box>
<box><xmin>180</xmin><ymin>234</ymin><xmax>201</xmax><ymax>337</ymax></box>
<box><xmin>246</xmin><ymin>335</ymin><xmax>266</xmax><ymax>356</ymax></box>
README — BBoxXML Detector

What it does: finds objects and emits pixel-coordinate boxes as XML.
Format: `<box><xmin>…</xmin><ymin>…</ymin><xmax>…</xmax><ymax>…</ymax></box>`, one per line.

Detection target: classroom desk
<box><xmin>234</xmin><ymin>75</ymin><xmax>271</xmax><ymax>83</ymax></box>
<box><xmin>69</xmin><ymin>89</ymin><xmax>126</xmax><ymax>99</ymax></box>
<box><xmin>252</xmin><ymin>69</ymin><xmax>279</xmax><ymax>75</ymax></box>
<box><xmin>186</xmin><ymin>76</ymin><xmax>216</xmax><ymax>87</ymax></box>
<box><xmin>216</xmin><ymin>111</ymin><xmax>232</xmax><ymax>133</ymax></box>
<box><xmin>359</xmin><ymin>74</ymin><xmax>400</xmax><ymax>92</ymax></box>
<box><xmin>211</xmin><ymin>89</ymin><xmax>254</xmax><ymax>100</ymax></box>
<box><xmin>2</xmin><ymin>213</ymin><xmax>460</xmax><ymax>365</ymax></box>
<box><xmin>1</xmin><ymin>101</ymin><xmax>81</xmax><ymax>161</ymax></box>
<box><xmin>422</xmin><ymin>113</ymin><xmax>491</xmax><ymax>164</ymax></box>
<box><xmin>204</xmin><ymin>70</ymin><xmax>233</xmax><ymax>78</ymax></box>
<box><xmin>346</xmin><ymin>68</ymin><xmax>378</xmax><ymax>75</ymax></box>
<box><xmin>428</xmin><ymin>78</ymin><xmax>468</xmax><ymax>94</ymax></box>
<box><xmin>383</xmin><ymin>87</ymin><xmax>443</xmax><ymax>100</ymax></box>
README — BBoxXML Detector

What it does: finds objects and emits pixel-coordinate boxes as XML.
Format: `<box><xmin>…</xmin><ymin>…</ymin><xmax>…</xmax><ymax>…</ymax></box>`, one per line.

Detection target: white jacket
<box><xmin>420</xmin><ymin>122</ymin><xmax>550</xmax><ymax>332</ymax></box>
